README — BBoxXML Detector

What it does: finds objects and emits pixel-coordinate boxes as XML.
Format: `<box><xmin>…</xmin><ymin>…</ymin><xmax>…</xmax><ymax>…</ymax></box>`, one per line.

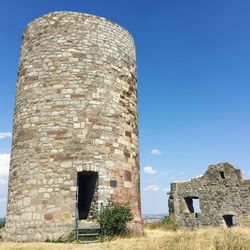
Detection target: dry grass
<box><xmin>1</xmin><ymin>227</ymin><xmax>250</xmax><ymax>250</ymax></box>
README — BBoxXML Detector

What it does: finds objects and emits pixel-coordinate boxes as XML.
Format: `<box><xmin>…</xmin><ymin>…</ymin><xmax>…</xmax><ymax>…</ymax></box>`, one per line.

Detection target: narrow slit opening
<box><xmin>219</xmin><ymin>171</ymin><xmax>225</xmax><ymax>179</ymax></box>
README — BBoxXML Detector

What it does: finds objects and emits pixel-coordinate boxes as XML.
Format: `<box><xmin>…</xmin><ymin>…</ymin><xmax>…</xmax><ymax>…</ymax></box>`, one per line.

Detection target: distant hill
<box><xmin>143</xmin><ymin>214</ymin><xmax>168</xmax><ymax>222</ymax></box>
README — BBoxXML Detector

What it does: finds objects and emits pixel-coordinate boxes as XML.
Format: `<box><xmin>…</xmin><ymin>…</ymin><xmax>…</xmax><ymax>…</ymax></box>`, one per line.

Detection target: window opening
<box><xmin>223</xmin><ymin>215</ymin><xmax>236</xmax><ymax>227</ymax></box>
<box><xmin>184</xmin><ymin>196</ymin><xmax>201</xmax><ymax>213</ymax></box>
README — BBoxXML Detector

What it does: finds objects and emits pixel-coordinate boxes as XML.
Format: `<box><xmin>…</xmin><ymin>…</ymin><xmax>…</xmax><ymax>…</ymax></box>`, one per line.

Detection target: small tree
<box><xmin>99</xmin><ymin>201</ymin><xmax>133</xmax><ymax>237</ymax></box>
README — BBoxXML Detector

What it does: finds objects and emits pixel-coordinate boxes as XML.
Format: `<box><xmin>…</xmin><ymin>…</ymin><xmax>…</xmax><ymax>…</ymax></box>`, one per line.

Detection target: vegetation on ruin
<box><xmin>99</xmin><ymin>201</ymin><xmax>133</xmax><ymax>237</ymax></box>
<box><xmin>0</xmin><ymin>218</ymin><xmax>5</xmax><ymax>229</ymax></box>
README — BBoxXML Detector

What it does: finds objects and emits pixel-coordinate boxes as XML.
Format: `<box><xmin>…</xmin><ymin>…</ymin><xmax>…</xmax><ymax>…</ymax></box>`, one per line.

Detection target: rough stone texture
<box><xmin>4</xmin><ymin>11</ymin><xmax>142</xmax><ymax>241</ymax></box>
<box><xmin>168</xmin><ymin>163</ymin><xmax>250</xmax><ymax>228</ymax></box>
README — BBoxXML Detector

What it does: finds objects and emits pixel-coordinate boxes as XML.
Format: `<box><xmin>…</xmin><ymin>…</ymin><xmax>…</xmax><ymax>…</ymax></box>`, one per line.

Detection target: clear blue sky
<box><xmin>1</xmin><ymin>0</ymin><xmax>250</xmax><ymax>216</ymax></box>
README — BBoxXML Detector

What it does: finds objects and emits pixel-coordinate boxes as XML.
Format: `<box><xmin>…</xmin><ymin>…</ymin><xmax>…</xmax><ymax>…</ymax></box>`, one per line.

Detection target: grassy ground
<box><xmin>1</xmin><ymin>227</ymin><xmax>250</xmax><ymax>250</ymax></box>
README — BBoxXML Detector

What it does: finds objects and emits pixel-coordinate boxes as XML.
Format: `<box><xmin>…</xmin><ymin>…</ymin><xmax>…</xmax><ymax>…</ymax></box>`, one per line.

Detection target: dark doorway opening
<box><xmin>184</xmin><ymin>196</ymin><xmax>201</xmax><ymax>213</ymax></box>
<box><xmin>223</xmin><ymin>215</ymin><xmax>236</xmax><ymax>227</ymax></box>
<box><xmin>77</xmin><ymin>171</ymin><xmax>98</xmax><ymax>220</ymax></box>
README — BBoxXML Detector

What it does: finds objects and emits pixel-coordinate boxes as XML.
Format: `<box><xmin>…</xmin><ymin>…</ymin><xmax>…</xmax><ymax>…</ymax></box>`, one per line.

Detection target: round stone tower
<box><xmin>4</xmin><ymin>12</ymin><xmax>142</xmax><ymax>241</ymax></box>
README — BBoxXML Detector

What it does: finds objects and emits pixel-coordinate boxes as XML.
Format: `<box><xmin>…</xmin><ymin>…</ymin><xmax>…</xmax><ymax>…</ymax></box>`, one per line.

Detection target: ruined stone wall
<box><xmin>168</xmin><ymin>163</ymin><xmax>250</xmax><ymax>228</ymax></box>
<box><xmin>4</xmin><ymin>11</ymin><xmax>142</xmax><ymax>241</ymax></box>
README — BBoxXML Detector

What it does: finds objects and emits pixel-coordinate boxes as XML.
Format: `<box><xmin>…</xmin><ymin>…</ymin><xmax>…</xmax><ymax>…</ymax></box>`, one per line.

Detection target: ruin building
<box><xmin>3</xmin><ymin>11</ymin><xmax>142</xmax><ymax>241</ymax></box>
<box><xmin>168</xmin><ymin>163</ymin><xmax>250</xmax><ymax>228</ymax></box>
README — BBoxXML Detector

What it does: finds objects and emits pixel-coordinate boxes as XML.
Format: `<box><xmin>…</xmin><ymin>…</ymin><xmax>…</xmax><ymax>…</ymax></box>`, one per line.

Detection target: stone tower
<box><xmin>4</xmin><ymin>12</ymin><xmax>142</xmax><ymax>241</ymax></box>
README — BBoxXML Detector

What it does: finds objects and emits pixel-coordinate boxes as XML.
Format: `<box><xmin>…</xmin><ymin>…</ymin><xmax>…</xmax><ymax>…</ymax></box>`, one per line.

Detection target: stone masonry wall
<box><xmin>168</xmin><ymin>163</ymin><xmax>250</xmax><ymax>228</ymax></box>
<box><xmin>4</xmin><ymin>11</ymin><xmax>142</xmax><ymax>241</ymax></box>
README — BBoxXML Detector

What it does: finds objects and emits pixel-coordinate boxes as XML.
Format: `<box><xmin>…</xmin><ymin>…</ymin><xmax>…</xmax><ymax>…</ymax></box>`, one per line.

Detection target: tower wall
<box><xmin>4</xmin><ymin>12</ymin><xmax>142</xmax><ymax>241</ymax></box>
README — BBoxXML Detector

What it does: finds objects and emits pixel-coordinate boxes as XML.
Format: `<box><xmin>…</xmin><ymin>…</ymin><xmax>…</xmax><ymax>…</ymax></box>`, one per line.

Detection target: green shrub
<box><xmin>145</xmin><ymin>216</ymin><xmax>177</xmax><ymax>231</ymax></box>
<box><xmin>99</xmin><ymin>201</ymin><xmax>133</xmax><ymax>237</ymax></box>
<box><xmin>0</xmin><ymin>218</ymin><xmax>5</xmax><ymax>229</ymax></box>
